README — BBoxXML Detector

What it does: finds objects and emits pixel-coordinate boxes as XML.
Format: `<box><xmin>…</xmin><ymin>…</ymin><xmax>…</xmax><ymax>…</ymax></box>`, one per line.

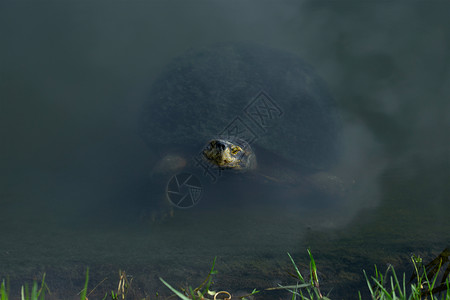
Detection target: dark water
<box><xmin>1</xmin><ymin>1</ymin><xmax>449</xmax><ymax>299</ymax></box>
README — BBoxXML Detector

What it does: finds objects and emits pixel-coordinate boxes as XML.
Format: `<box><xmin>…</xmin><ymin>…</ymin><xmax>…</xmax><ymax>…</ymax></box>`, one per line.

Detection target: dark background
<box><xmin>1</xmin><ymin>1</ymin><xmax>449</xmax><ymax>299</ymax></box>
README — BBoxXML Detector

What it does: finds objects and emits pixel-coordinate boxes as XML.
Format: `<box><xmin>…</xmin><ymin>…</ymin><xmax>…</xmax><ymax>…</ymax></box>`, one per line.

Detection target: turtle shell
<box><xmin>139</xmin><ymin>43</ymin><xmax>341</xmax><ymax>172</ymax></box>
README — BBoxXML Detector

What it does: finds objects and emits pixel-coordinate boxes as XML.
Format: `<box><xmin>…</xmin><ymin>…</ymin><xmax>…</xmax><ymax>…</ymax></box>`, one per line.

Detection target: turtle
<box><xmin>138</xmin><ymin>42</ymin><xmax>349</xmax><ymax>220</ymax></box>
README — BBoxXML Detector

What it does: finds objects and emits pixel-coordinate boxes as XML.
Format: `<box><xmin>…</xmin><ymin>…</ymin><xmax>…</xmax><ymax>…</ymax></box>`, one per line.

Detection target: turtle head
<box><xmin>202</xmin><ymin>138</ymin><xmax>256</xmax><ymax>171</ymax></box>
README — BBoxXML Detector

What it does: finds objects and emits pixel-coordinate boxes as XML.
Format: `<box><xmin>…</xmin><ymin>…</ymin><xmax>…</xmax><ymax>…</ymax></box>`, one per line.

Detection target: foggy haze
<box><xmin>1</xmin><ymin>1</ymin><xmax>449</xmax><ymax>298</ymax></box>
<box><xmin>2</xmin><ymin>0</ymin><xmax>448</xmax><ymax>223</ymax></box>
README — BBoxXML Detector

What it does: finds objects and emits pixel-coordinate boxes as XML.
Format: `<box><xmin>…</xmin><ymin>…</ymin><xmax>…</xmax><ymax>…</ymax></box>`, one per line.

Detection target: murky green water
<box><xmin>1</xmin><ymin>1</ymin><xmax>449</xmax><ymax>299</ymax></box>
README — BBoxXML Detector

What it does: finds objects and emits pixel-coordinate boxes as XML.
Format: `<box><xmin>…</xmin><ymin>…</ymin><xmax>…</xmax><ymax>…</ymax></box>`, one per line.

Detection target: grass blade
<box><xmin>266</xmin><ymin>284</ymin><xmax>311</xmax><ymax>290</ymax></box>
<box><xmin>30</xmin><ymin>282</ymin><xmax>37</xmax><ymax>300</ymax></box>
<box><xmin>287</xmin><ymin>253</ymin><xmax>305</xmax><ymax>282</ymax></box>
<box><xmin>80</xmin><ymin>268</ymin><xmax>89</xmax><ymax>300</ymax></box>
<box><xmin>1</xmin><ymin>280</ymin><xmax>7</xmax><ymax>300</ymax></box>
<box><xmin>307</xmin><ymin>249</ymin><xmax>317</xmax><ymax>285</ymax></box>
<box><xmin>159</xmin><ymin>278</ymin><xmax>190</xmax><ymax>300</ymax></box>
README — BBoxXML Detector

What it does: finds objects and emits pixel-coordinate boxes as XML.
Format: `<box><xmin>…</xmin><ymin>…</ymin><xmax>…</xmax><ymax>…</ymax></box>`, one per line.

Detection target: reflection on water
<box><xmin>1</xmin><ymin>1</ymin><xmax>449</xmax><ymax>299</ymax></box>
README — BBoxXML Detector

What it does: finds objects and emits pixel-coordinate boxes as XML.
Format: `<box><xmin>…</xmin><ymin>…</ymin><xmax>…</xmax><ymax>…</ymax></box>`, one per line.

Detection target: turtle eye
<box><xmin>231</xmin><ymin>146</ymin><xmax>241</xmax><ymax>155</ymax></box>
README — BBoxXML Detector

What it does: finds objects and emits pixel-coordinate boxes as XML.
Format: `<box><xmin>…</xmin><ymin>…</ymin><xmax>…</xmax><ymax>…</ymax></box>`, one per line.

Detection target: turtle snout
<box><xmin>214</xmin><ymin>140</ymin><xmax>226</xmax><ymax>150</ymax></box>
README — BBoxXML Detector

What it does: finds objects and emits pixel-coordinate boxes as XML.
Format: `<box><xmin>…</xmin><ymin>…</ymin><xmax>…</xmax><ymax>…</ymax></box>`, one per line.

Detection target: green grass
<box><xmin>259</xmin><ymin>250</ymin><xmax>329</xmax><ymax>300</ymax></box>
<box><xmin>1</xmin><ymin>273</ymin><xmax>49</xmax><ymax>300</ymax></box>
<box><xmin>360</xmin><ymin>249</ymin><xmax>450</xmax><ymax>300</ymax></box>
<box><xmin>1</xmin><ymin>249</ymin><xmax>449</xmax><ymax>299</ymax></box>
